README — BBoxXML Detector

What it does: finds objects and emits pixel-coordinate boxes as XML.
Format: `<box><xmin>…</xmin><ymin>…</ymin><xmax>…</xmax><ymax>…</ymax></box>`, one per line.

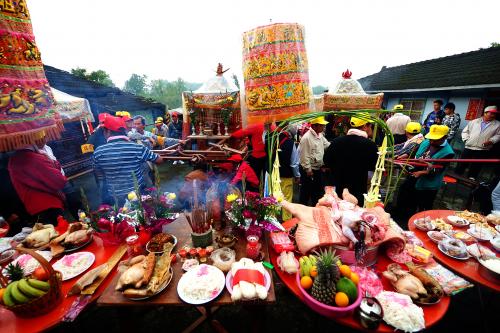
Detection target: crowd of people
<box><xmin>1</xmin><ymin>103</ymin><xmax>499</xmax><ymax>236</ymax></box>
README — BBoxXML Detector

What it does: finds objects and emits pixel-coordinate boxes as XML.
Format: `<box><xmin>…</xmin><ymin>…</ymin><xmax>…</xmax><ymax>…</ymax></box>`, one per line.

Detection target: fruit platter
<box><xmin>297</xmin><ymin>248</ymin><xmax>361</xmax><ymax>317</ymax></box>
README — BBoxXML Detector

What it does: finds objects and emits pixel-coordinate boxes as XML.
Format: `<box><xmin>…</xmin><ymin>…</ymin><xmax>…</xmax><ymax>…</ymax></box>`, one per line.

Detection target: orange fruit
<box><xmin>0</xmin><ymin>288</ymin><xmax>4</xmax><ymax>304</ymax></box>
<box><xmin>339</xmin><ymin>265</ymin><xmax>351</xmax><ymax>278</ymax></box>
<box><xmin>335</xmin><ymin>292</ymin><xmax>350</xmax><ymax>307</ymax></box>
<box><xmin>310</xmin><ymin>266</ymin><xmax>318</xmax><ymax>278</ymax></box>
<box><xmin>300</xmin><ymin>276</ymin><xmax>313</xmax><ymax>290</ymax></box>
<box><xmin>350</xmin><ymin>272</ymin><xmax>360</xmax><ymax>285</ymax></box>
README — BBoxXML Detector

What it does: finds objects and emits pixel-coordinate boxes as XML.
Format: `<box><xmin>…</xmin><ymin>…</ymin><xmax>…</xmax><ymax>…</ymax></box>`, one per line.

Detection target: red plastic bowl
<box><xmin>296</xmin><ymin>272</ymin><xmax>362</xmax><ymax>318</ymax></box>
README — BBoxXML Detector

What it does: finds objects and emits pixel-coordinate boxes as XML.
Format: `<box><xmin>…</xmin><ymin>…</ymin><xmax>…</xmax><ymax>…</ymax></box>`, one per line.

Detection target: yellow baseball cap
<box><xmin>393</xmin><ymin>104</ymin><xmax>404</xmax><ymax>111</ymax></box>
<box><xmin>425</xmin><ymin>125</ymin><xmax>449</xmax><ymax>140</ymax></box>
<box><xmin>350</xmin><ymin>113</ymin><xmax>374</xmax><ymax>127</ymax></box>
<box><xmin>155</xmin><ymin>117</ymin><xmax>163</xmax><ymax>124</ymax></box>
<box><xmin>310</xmin><ymin>116</ymin><xmax>329</xmax><ymax>125</ymax></box>
<box><xmin>405</xmin><ymin>122</ymin><xmax>422</xmax><ymax>134</ymax></box>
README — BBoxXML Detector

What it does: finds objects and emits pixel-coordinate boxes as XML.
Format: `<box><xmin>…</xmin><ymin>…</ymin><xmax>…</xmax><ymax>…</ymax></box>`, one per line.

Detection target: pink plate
<box><xmin>226</xmin><ymin>269</ymin><xmax>271</xmax><ymax>295</ymax></box>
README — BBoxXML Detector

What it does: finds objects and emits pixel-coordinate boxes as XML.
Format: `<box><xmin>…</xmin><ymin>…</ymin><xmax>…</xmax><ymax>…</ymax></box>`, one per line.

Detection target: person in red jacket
<box><xmin>231</xmin><ymin>124</ymin><xmax>266</xmax><ymax>182</ymax></box>
<box><xmin>226</xmin><ymin>154</ymin><xmax>259</xmax><ymax>192</ymax></box>
<box><xmin>8</xmin><ymin>146</ymin><xmax>68</xmax><ymax>225</ymax></box>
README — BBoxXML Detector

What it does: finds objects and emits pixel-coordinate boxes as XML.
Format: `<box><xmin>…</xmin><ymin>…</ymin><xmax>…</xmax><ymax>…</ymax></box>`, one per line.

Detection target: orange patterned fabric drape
<box><xmin>0</xmin><ymin>0</ymin><xmax>62</xmax><ymax>152</ymax></box>
<box><xmin>242</xmin><ymin>23</ymin><xmax>311</xmax><ymax>124</ymax></box>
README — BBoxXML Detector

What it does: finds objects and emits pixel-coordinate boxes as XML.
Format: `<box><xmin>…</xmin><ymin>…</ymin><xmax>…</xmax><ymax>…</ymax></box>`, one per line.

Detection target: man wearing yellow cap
<box><xmin>298</xmin><ymin>116</ymin><xmax>330</xmax><ymax>205</ymax></box>
<box><xmin>152</xmin><ymin>117</ymin><xmax>168</xmax><ymax>137</ymax></box>
<box><xmin>394</xmin><ymin>122</ymin><xmax>424</xmax><ymax>159</ymax></box>
<box><xmin>323</xmin><ymin>113</ymin><xmax>378</xmax><ymax>205</ymax></box>
<box><xmin>394</xmin><ymin>124</ymin><xmax>455</xmax><ymax>223</ymax></box>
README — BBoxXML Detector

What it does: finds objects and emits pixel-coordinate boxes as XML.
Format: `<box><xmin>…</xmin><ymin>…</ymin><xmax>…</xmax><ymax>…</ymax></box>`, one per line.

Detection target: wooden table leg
<box><xmin>181</xmin><ymin>305</ymin><xmax>222</xmax><ymax>333</ymax></box>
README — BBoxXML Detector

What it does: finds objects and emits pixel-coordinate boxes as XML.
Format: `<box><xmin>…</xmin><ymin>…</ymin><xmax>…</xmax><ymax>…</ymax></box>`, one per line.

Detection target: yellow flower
<box><xmin>122</xmin><ymin>207</ymin><xmax>128</xmax><ymax>213</ymax></box>
<box><xmin>127</xmin><ymin>192</ymin><xmax>138</xmax><ymax>201</ymax></box>
<box><xmin>78</xmin><ymin>212</ymin><xmax>86</xmax><ymax>219</ymax></box>
<box><xmin>273</xmin><ymin>192</ymin><xmax>284</xmax><ymax>203</ymax></box>
<box><xmin>226</xmin><ymin>193</ymin><xmax>238</xmax><ymax>203</ymax></box>
<box><xmin>167</xmin><ymin>193</ymin><xmax>177</xmax><ymax>200</ymax></box>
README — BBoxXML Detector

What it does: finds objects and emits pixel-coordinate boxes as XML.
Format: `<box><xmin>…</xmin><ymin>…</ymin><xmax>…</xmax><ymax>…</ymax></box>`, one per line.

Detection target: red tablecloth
<box><xmin>0</xmin><ymin>238</ymin><xmax>119</xmax><ymax>333</ymax></box>
<box><xmin>408</xmin><ymin>210</ymin><xmax>500</xmax><ymax>292</ymax></box>
<box><xmin>271</xmin><ymin>219</ymin><xmax>450</xmax><ymax>332</ymax></box>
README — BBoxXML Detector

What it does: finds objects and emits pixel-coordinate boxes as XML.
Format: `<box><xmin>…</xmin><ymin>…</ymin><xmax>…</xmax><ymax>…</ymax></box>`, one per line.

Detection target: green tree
<box><xmin>491</xmin><ymin>42</ymin><xmax>500</xmax><ymax>48</ymax></box>
<box><xmin>71</xmin><ymin>67</ymin><xmax>88</xmax><ymax>78</ymax></box>
<box><xmin>70</xmin><ymin>67</ymin><xmax>115</xmax><ymax>87</ymax></box>
<box><xmin>124</xmin><ymin>74</ymin><xmax>148</xmax><ymax>96</ymax></box>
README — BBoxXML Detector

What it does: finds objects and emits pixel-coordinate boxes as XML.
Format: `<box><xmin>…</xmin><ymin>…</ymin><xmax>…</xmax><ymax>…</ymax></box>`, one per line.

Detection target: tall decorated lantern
<box><xmin>242</xmin><ymin>23</ymin><xmax>311</xmax><ymax>124</ymax></box>
<box><xmin>0</xmin><ymin>1</ymin><xmax>62</xmax><ymax>151</ymax></box>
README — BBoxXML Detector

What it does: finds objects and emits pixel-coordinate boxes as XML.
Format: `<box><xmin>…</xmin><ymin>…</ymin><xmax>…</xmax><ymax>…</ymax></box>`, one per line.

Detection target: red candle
<box><xmin>179</xmin><ymin>249</ymin><xmax>187</xmax><ymax>261</ymax></box>
<box><xmin>246</xmin><ymin>235</ymin><xmax>261</xmax><ymax>260</ymax></box>
<box><xmin>198</xmin><ymin>248</ymin><xmax>207</xmax><ymax>262</ymax></box>
<box><xmin>189</xmin><ymin>248</ymin><xmax>197</xmax><ymax>258</ymax></box>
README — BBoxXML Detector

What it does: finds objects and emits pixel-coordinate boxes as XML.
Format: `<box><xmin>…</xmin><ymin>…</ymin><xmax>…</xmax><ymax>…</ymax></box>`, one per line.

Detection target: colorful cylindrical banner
<box><xmin>242</xmin><ymin>23</ymin><xmax>311</xmax><ymax>124</ymax></box>
<box><xmin>0</xmin><ymin>1</ymin><xmax>62</xmax><ymax>152</ymax></box>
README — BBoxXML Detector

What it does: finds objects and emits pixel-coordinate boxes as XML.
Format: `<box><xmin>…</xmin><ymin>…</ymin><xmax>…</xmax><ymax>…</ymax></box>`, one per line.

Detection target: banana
<box><xmin>3</xmin><ymin>283</ymin><xmax>16</xmax><ymax>307</ymax></box>
<box><xmin>299</xmin><ymin>257</ymin><xmax>305</xmax><ymax>277</ymax></box>
<box><xmin>10</xmin><ymin>281</ymin><xmax>31</xmax><ymax>304</ymax></box>
<box><xmin>27</xmin><ymin>279</ymin><xmax>50</xmax><ymax>292</ymax></box>
<box><xmin>302</xmin><ymin>256</ymin><xmax>311</xmax><ymax>276</ymax></box>
<box><xmin>308</xmin><ymin>255</ymin><xmax>317</xmax><ymax>265</ymax></box>
<box><xmin>18</xmin><ymin>279</ymin><xmax>46</xmax><ymax>298</ymax></box>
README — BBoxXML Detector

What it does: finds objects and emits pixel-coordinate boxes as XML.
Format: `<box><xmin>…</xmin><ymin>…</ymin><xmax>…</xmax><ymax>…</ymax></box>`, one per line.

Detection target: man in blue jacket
<box><xmin>393</xmin><ymin>125</ymin><xmax>455</xmax><ymax>224</ymax></box>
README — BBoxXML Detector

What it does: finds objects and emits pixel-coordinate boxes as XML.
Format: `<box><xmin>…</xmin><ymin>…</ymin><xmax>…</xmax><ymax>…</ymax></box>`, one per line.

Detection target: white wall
<box><xmin>447</xmin><ymin>97</ymin><xmax>470</xmax><ymax>129</ymax></box>
<box><xmin>386</xmin><ymin>98</ymin><xmax>400</xmax><ymax>111</ymax></box>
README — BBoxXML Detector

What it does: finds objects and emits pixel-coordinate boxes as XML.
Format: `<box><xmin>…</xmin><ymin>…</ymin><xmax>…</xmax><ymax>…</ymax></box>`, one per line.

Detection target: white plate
<box><xmin>427</xmin><ymin>231</ymin><xmax>449</xmax><ymax>244</ymax></box>
<box><xmin>467</xmin><ymin>227</ymin><xmax>494</xmax><ymax>241</ymax></box>
<box><xmin>466</xmin><ymin>243</ymin><xmax>496</xmax><ymax>259</ymax></box>
<box><xmin>496</xmin><ymin>225</ymin><xmax>500</xmax><ymax>233</ymax></box>
<box><xmin>2</xmin><ymin>251</ymin><xmax>53</xmax><ymax>276</ymax></box>
<box><xmin>125</xmin><ymin>267</ymin><xmax>174</xmax><ymax>301</ymax></box>
<box><xmin>437</xmin><ymin>242</ymin><xmax>470</xmax><ymax>260</ymax></box>
<box><xmin>490</xmin><ymin>237</ymin><xmax>500</xmax><ymax>252</ymax></box>
<box><xmin>413</xmin><ymin>219</ymin><xmax>435</xmax><ymax>231</ymax></box>
<box><xmin>447</xmin><ymin>216</ymin><xmax>469</xmax><ymax>227</ymax></box>
<box><xmin>177</xmin><ymin>264</ymin><xmax>225</xmax><ymax>305</ymax></box>
<box><xmin>52</xmin><ymin>251</ymin><xmax>95</xmax><ymax>281</ymax></box>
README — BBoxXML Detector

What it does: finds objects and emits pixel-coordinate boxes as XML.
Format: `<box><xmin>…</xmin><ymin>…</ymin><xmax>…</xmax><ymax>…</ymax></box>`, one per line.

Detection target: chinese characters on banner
<box><xmin>465</xmin><ymin>99</ymin><xmax>485</xmax><ymax>120</ymax></box>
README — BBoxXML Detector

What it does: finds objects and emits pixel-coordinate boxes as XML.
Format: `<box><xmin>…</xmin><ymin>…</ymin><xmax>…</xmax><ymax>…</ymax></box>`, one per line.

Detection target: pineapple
<box><xmin>310</xmin><ymin>248</ymin><xmax>340</xmax><ymax>305</ymax></box>
<box><xmin>5</xmin><ymin>262</ymin><xmax>25</xmax><ymax>281</ymax></box>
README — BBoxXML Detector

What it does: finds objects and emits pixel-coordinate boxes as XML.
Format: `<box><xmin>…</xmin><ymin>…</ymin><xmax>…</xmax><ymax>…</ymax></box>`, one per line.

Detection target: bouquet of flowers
<box><xmin>81</xmin><ymin>204</ymin><xmax>136</xmax><ymax>246</ymax></box>
<box><xmin>225</xmin><ymin>191</ymin><xmax>284</xmax><ymax>235</ymax></box>
<box><xmin>125</xmin><ymin>188</ymin><xmax>177</xmax><ymax>234</ymax></box>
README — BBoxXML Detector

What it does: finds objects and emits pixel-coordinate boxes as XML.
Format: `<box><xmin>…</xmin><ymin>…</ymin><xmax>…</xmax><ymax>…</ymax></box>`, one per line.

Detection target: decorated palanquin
<box><xmin>242</xmin><ymin>23</ymin><xmax>311</xmax><ymax>124</ymax></box>
<box><xmin>181</xmin><ymin>64</ymin><xmax>242</xmax><ymax>138</ymax></box>
<box><xmin>321</xmin><ymin>70</ymin><xmax>384</xmax><ymax>111</ymax></box>
<box><xmin>0</xmin><ymin>0</ymin><xmax>62</xmax><ymax>151</ymax></box>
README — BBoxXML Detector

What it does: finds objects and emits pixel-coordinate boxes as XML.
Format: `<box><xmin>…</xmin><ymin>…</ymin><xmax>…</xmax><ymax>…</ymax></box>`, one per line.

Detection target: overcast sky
<box><xmin>29</xmin><ymin>0</ymin><xmax>499</xmax><ymax>89</ymax></box>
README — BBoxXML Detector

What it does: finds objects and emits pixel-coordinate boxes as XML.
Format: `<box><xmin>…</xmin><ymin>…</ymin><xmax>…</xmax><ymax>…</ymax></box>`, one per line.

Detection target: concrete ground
<box><xmin>55</xmin><ymin>162</ymin><xmax>499</xmax><ymax>333</ymax></box>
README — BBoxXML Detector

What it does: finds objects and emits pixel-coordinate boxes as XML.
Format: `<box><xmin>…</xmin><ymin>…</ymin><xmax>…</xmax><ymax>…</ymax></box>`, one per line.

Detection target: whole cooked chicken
<box><xmin>115</xmin><ymin>253</ymin><xmax>156</xmax><ymax>290</ymax></box>
<box><xmin>23</xmin><ymin>224</ymin><xmax>58</xmax><ymax>248</ymax></box>
<box><xmin>64</xmin><ymin>229</ymin><xmax>92</xmax><ymax>245</ymax></box>
<box><xmin>383</xmin><ymin>264</ymin><xmax>427</xmax><ymax>299</ymax></box>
